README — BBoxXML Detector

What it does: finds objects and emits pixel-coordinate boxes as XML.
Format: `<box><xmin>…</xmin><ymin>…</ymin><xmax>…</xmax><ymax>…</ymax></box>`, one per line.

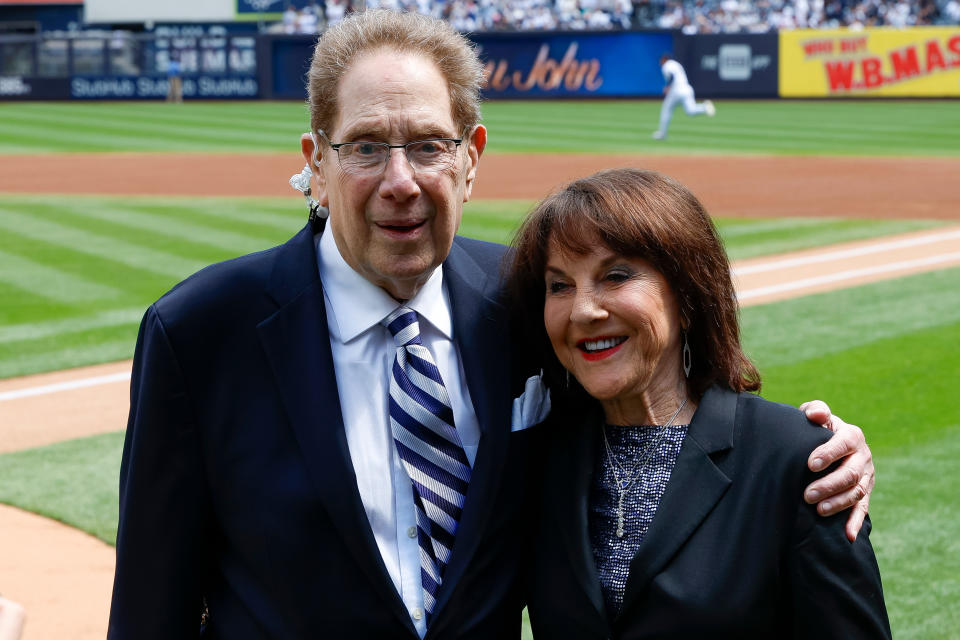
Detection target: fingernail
<box><xmin>822</xmin><ymin>501</ymin><xmax>832</xmax><ymax>512</ymax></box>
<box><xmin>811</xmin><ymin>457</ymin><xmax>824</xmax><ymax>471</ymax></box>
<box><xmin>806</xmin><ymin>489</ymin><xmax>820</xmax><ymax>502</ymax></box>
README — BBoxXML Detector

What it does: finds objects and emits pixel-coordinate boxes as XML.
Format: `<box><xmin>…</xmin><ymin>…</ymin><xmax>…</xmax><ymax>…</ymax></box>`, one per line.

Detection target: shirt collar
<box><xmin>317</xmin><ymin>222</ymin><xmax>453</xmax><ymax>343</ymax></box>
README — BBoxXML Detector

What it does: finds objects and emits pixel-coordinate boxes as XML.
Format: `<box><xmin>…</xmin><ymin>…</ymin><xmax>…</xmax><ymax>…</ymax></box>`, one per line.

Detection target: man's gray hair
<box><xmin>307</xmin><ymin>10</ymin><xmax>484</xmax><ymax>136</ymax></box>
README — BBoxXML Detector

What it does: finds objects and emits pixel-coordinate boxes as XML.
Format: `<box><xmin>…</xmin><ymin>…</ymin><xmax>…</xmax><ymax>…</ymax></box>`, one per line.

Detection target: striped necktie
<box><xmin>382</xmin><ymin>307</ymin><xmax>471</xmax><ymax>621</ymax></box>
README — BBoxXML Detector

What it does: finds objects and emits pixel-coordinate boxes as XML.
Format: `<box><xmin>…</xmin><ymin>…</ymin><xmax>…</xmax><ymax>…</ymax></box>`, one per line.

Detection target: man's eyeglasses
<box><xmin>316</xmin><ymin>129</ymin><xmax>463</xmax><ymax>176</ymax></box>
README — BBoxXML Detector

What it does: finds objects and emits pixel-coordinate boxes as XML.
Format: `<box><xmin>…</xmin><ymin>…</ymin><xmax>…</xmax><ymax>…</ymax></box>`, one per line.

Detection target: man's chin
<box><xmin>371</xmin><ymin>258</ymin><xmax>441</xmax><ymax>300</ymax></box>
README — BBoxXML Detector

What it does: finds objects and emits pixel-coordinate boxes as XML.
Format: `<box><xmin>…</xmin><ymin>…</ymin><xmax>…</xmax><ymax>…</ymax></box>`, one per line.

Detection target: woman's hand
<box><xmin>799</xmin><ymin>400</ymin><xmax>874</xmax><ymax>542</ymax></box>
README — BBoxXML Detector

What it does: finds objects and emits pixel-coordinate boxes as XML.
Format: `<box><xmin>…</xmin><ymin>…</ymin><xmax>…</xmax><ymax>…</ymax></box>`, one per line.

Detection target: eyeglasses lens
<box><xmin>337</xmin><ymin>140</ymin><xmax>458</xmax><ymax>175</ymax></box>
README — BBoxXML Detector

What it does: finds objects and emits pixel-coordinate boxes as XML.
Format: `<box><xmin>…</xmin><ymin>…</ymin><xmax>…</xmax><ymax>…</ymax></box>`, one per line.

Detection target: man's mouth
<box><xmin>577</xmin><ymin>336</ymin><xmax>627</xmax><ymax>361</ymax></box>
<box><xmin>377</xmin><ymin>220</ymin><xmax>427</xmax><ymax>234</ymax></box>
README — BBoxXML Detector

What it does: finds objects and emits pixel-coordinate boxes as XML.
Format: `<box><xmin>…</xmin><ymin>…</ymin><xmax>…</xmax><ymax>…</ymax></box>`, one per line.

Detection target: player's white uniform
<box><xmin>654</xmin><ymin>58</ymin><xmax>714</xmax><ymax>139</ymax></box>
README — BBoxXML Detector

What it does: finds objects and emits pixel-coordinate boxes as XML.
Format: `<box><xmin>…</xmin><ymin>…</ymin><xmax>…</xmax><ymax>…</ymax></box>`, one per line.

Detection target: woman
<box><xmin>511</xmin><ymin>169</ymin><xmax>891</xmax><ymax>638</ymax></box>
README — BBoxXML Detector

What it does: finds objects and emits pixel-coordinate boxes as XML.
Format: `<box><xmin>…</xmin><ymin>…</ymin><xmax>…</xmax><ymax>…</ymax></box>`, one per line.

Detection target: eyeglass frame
<box><xmin>313</xmin><ymin>128</ymin><xmax>468</xmax><ymax>175</ymax></box>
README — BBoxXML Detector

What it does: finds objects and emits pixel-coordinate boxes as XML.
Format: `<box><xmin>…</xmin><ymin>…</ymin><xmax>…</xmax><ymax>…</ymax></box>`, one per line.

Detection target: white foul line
<box><xmin>737</xmin><ymin>251</ymin><xmax>960</xmax><ymax>302</ymax></box>
<box><xmin>733</xmin><ymin>228</ymin><xmax>960</xmax><ymax>276</ymax></box>
<box><xmin>0</xmin><ymin>371</ymin><xmax>131</xmax><ymax>403</ymax></box>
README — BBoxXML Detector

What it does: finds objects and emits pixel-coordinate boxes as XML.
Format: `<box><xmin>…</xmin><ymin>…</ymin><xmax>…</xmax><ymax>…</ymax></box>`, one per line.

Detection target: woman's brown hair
<box><xmin>509</xmin><ymin>168</ymin><xmax>760</xmax><ymax>404</ymax></box>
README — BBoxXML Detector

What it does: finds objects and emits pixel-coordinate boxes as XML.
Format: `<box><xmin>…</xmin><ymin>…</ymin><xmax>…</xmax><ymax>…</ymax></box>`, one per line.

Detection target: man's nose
<box><xmin>378</xmin><ymin>148</ymin><xmax>421</xmax><ymax>200</ymax></box>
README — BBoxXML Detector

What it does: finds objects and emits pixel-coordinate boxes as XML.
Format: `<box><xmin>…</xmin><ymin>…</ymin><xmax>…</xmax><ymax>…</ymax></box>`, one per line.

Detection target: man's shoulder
<box><xmin>452</xmin><ymin>235</ymin><xmax>510</xmax><ymax>261</ymax></box>
<box><xmin>154</xmin><ymin>225</ymin><xmax>313</xmax><ymax>326</ymax></box>
<box><xmin>449</xmin><ymin>235</ymin><xmax>511</xmax><ymax>279</ymax></box>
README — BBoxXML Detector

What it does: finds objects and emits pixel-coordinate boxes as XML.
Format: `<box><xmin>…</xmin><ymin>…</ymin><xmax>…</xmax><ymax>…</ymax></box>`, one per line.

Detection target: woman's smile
<box><xmin>577</xmin><ymin>336</ymin><xmax>628</xmax><ymax>361</ymax></box>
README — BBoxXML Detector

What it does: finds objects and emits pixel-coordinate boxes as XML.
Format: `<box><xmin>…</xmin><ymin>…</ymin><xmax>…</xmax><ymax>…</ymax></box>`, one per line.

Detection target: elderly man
<box><xmin>108</xmin><ymin>10</ymin><xmax>873</xmax><ymax>639</ymax></box>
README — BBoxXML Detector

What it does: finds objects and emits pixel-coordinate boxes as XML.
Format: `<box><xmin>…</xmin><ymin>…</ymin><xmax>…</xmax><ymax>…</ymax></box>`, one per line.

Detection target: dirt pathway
<box><xmin>0</xmin><ymin>505</ymin><xmax>114</xmax><ymax>640</ymax></box>
<box><xmin>1</xmin><ymin>153</ymin><xmax>959</xmax><ymax>220</ymax></box>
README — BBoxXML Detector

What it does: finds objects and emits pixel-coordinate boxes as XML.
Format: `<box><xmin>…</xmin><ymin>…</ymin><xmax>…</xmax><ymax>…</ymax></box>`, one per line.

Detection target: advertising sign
<box><xmin>0</xmin><ymin>76</ymin><xmax>66</xmax><ymax>100</ymax></box>
<box><xmin>675</xmin><ymin>33</ymin><xmax>778</xmax><ymax>97</ymax></box>
<box><xmin>472</xmin><ymin>31</ymin><xmax>673</xmax><ymax>99</ymax></box>
<box><xmin>236</xmin><ymin>0</ymin><xmax>286</xmax><ymax>21</ymax></box>
<box><xmin>780</xmin><ymin>27</ymin><xmax>960</xmax><ymax>97</ymax></box>
<box><xmin>85</xmin><ymin>0</ymin><xmax>234</xmax><ymax>24</ymax></box>
<box><xmin>70</xmin><ymin>74</ymin><xmax>259</xmax><ymax>99</ymax></box>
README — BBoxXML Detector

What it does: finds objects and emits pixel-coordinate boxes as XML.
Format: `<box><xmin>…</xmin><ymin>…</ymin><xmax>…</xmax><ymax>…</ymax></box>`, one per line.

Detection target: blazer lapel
<box><xmin>428</xmin><ymin>241</ymin><xmax>514</xmax><ymax>618</ymax></box>
<box><xmin>256</xmin><ymin>224</ymin><xmax>416</xmax><ymax>635</ymax></box>
<box><xmin>620</xmin><ymin>386</ymin><xmax>736</xmax><ymax>614</ymax></box>
<box><xmin>547</xmin><ymin>410</ymin><xmax>609</xmax><ymax>630</ymax></box>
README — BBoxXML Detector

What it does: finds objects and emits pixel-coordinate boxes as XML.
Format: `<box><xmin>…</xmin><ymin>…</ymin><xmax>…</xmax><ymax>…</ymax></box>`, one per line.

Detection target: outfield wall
<box><xmin>1</xmin><ymin>26</ymin><xmax>958</xmax><ymax>101</ymax></box>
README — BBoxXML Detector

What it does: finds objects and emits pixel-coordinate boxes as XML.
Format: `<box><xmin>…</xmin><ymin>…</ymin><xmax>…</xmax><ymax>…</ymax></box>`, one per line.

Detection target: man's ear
<box><xmin>300</xmin><ymin>132</ymin><xmax>329</xmax><ymax>206</ymax></box>
<box><xmin>462</xmin><ymin>124</ymin><xmax>486</xmax><ymax>203</ymax></box>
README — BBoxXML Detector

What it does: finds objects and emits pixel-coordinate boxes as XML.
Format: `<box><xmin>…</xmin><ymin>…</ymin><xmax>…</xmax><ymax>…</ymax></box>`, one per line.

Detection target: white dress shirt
<box><xmin>316</xmin><ymin>226</ymin><xmax>481</xmax><ymax>637</ymax></box>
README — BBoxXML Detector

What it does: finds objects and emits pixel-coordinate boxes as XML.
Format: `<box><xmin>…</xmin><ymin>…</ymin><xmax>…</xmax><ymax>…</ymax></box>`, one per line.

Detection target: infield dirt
<box><xmin>1</xmin><ymin>151</ymin><xmax>959</xmax><ymax>639</ymax></box>
<box><xmin>1</xmin><ymin>152</ymin><xmax>960</xmax><ymax>220</ymax></box>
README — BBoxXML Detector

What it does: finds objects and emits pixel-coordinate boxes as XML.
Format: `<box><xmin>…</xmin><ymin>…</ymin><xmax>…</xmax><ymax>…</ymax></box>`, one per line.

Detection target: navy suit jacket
<box><xmin>109</xmin><ymin>223</ymin><xmax>536</xmax><ymax>639</ymax></box>
<box><xmin>527</xmin><ymin>386</ymin><xmax>891</xmax><ymax>639</ymax></box>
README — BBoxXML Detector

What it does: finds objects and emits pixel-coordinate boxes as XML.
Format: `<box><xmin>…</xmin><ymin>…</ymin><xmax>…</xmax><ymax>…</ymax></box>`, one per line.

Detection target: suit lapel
<box><xmin>547</xmin><ymin>410</ymin><xmax>609</xmax><ymax>630</ymax></box>
<box><xmin>429</xmin><ymin>241</ymin><xmax>514</xmax><ymax>619</ymax></box>
<box><xmin>256</xmin><ymin>224</ymin><xmax>417</xmax><ymax>636</ymax></box>
<box><xmin>620</xmin><ymin>386</ymin><xmax>736</xmax><ymax>614</ymax></box>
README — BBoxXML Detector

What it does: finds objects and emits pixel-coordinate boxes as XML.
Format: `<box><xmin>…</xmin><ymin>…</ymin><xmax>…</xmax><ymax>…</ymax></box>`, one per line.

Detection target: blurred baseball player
<box><xmin>653</xmin><ymin>53</ymin><xmax>715</xmax><ymax>140</ymax></box>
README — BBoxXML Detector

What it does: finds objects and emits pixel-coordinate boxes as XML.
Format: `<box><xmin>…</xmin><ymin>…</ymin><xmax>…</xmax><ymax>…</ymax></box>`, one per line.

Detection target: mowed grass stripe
<box><xmin>742</xmin><ymin>266</ymin><xmax>960</xmax><ymax>370</ymax></box>
<box><xmin>484</xmin><ymin>100</ymin><xmax>960</xmax><ymax>156</ymax></box>
<box><xmin>3</xmin><ymin>198</ymin><xmax>261</xmax><ymax>266</ymax></box>
<box><xmin>0</xmin><ymin>119</ymin><xmax>284</xmax><ymax>154</ymax></box>
<box><xmin>120</xmin><ymin>198</ymin><xmax>305</xmax><ymax>236</ymax></box>
<box><xmin>0</xmin><ymin>207</ymin><xmax>210</xmax><ymax>280</ymax></box>
<box><xmin>3</xmin><ymin>100</ymin><xmax>958</xmax><ymax>156</ymax></box>
<box><xmin>0</xmin><ymin>431</ymin><xmax>124</xmax><ymax>545</ymax></box>
<box><xmin>866</xmin><ymin>428</ymin><xmax>960</xmax><ymax>640</ymax></box>
<box><xmin>0</xmin><ymin>336</ymin><xmax>135</xmax><ymax>379</ymax></box>
<box><xmin>5</xmin><ymin>194</ymin><xmax>306</xmax><ymax>235</ymax></box>
<box><xmin>458</xmin><ymin>200</ymin><xmax>947</xmax><ymax>260</ymax></box>
<box><xmin>0</xmin><ymin>307</ymin><xmax>143</xmax><ymax>344</ymax></box>
<box><xmin>0</xmin><ymin>102</ymin><xmax>308</xmax><ymax>152</ymax></box>
<box><xmin>716</xmin><ymin>218</ymin><xmax>944</xmax><ymax>260</ymax></box>
<box><xmin>0</xmin><ymin>249</ymin><xmax>121</xmax><ymax>303</ymax></box>
<box><xmin>14</xmin><ymin>101</ymin><xmax>310</xmax><ymax>130</ymax></box>
<box><xmin>0</xmin><ymin>102</ymin><xmax>304</xmax><ymax>134</ymax></box>
<box><xmin>0</xmin><ymin>230</ymin><xmax>178</xmax><ymax>310</ymax></box>
<box><xmin>75</xmin><ymin>201</ymin><xmax>282</xmax><ymax>256</ymax></box>
<box><xmin>763</xmin><ymin>321</ymin><xmax>960</xmax><ymax>450</ymax></box>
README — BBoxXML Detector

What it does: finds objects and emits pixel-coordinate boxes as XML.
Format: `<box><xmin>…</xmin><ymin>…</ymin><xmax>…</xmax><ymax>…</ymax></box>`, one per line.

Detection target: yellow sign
<box><xmin>780</xmin><ymin>27</ymin><xmax>960</xmax><ymax>97</ymax></box>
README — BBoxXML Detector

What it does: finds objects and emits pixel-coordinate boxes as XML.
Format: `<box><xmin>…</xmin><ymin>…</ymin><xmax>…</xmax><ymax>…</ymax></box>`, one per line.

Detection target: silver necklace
<box><xmin>601</xmin><ymin>398</ymin><xmax>687</xmax><ymax>538</ymax></box>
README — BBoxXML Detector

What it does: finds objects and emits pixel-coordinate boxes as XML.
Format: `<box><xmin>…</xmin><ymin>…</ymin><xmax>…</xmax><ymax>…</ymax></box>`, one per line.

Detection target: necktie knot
<box><xmin>383</xmin><ymin>307</ymin><xmax>423</xmax><ymax>347</ymax></box>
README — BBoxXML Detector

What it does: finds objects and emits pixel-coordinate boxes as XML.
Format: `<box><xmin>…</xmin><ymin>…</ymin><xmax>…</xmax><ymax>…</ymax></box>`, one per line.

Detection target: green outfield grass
<box><xmin>0</xmin><ymin>193</ymin><xmax>944</xmax><ymax>379</ymax></box>
<box><xmin>1</xmin><ymin>99</ymin><xmax>959</xmax><ymax>156</ymax></box>
<box><xmin>1</xmin><ymin>267</ymin><xmax>957</xmax><ymax>639</ymax></box>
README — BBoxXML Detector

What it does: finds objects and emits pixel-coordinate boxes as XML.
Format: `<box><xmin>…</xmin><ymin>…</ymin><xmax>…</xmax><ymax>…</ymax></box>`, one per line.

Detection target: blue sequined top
<box><xmin>588</xmin><ymin>423</ymin><xmax>689</xmax><ymax>619</ymax></box>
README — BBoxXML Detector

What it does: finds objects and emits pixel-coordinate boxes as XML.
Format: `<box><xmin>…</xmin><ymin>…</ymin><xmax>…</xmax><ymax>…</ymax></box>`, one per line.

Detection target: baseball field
<box><xmin>0</xmin><ymin>98</ymin><xmax>959</xmax><ymax>639</ymax></box>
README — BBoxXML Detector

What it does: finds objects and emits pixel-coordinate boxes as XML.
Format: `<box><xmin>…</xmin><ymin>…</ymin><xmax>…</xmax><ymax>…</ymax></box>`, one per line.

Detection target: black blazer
<box><xmin>527</xmin><ymin>386</ymin><xmax>891</xmax><ymax>639</ymax></box>
<box><xmin>108</xmin><ymin>223</ymin><xmax>537</xmax><ymax>639</ymax></box>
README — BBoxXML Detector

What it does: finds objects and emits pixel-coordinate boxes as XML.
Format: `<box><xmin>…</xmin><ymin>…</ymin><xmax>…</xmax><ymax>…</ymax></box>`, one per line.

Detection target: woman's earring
<box><xmin>565</xmin><ymin>369</ymin><xmax>571</xmax><ymax>388</ymax></box>
<box><xmin>683</xmin><ymin>332</ymin><xmax>692</xmax><ymax>378</ymax></box>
